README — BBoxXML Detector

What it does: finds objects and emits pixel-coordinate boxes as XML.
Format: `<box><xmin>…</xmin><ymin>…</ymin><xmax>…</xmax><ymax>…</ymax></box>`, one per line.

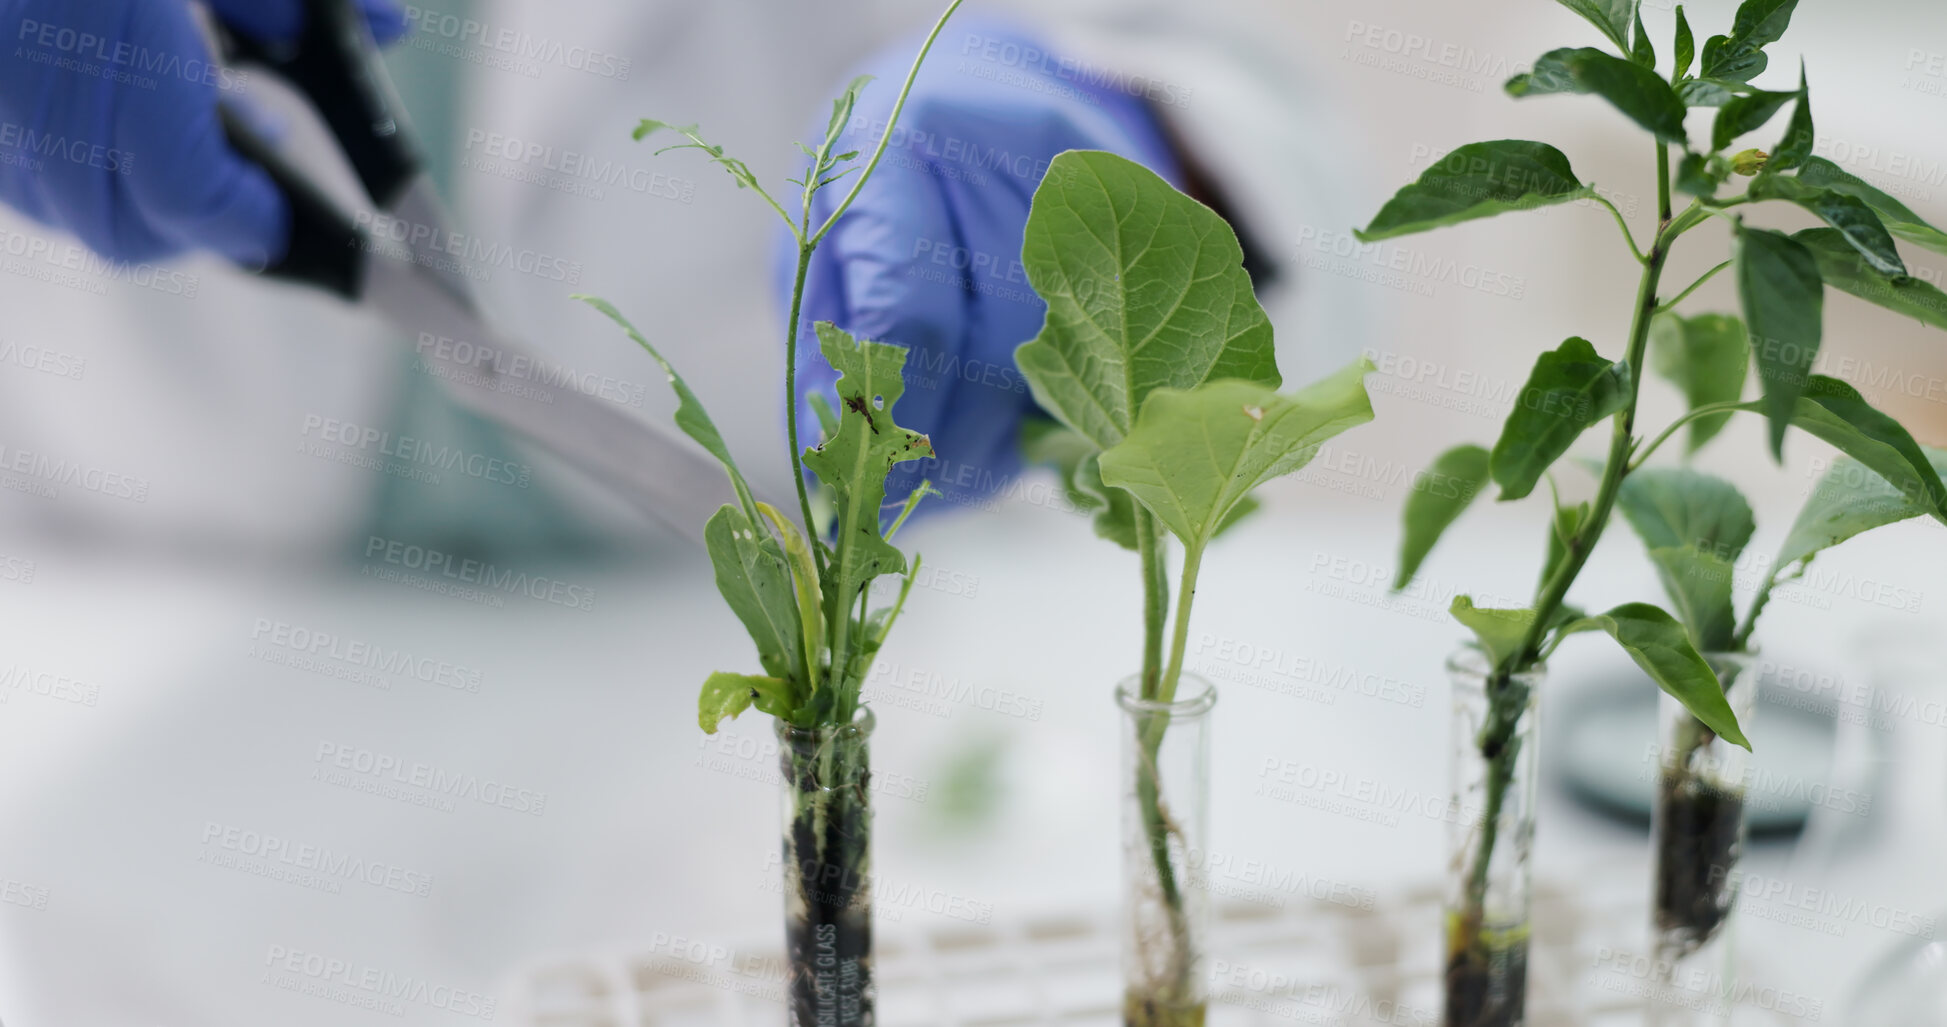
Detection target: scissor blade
<box><xmin>386</xmin><ymin>175</ymin><xmax>482</xmax><ymax>306</ymax></box>
<box><xmin>360</xmin><ymin>252</ymin><xmax>736</xmax><ymax>545</ymax></box>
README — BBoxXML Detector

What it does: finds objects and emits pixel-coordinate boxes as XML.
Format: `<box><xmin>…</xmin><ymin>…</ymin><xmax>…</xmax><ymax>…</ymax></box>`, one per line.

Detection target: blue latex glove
<box><xmin>782</xmin><ymin>17</ymin><xmax>1182</xmax><ymax>515</ymax></box>
<box><xmin>0</xmin><ymin>0</ymin><xmax>405</xmax><ymax>266</ymax></box>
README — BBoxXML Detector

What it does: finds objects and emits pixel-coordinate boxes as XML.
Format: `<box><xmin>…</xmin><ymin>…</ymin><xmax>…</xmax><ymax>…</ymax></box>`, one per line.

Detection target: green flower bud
<box><xmin>1730</xmin><ymin>148</ymin><xmax>1769</xmax><ymax>176</ymax></box>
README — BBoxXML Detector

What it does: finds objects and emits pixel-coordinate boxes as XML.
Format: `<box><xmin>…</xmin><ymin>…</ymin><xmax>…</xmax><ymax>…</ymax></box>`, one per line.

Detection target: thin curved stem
<box><xmin>782</xmin><ymin>246</ymin><xmax>824</xmax><ymax>579</ymax></box>
<box><xmin>1630</xmin><ymin>400</ymin><xmax>1746</xmax><ymax>471</ymax></box>
<box><xmin>1659</xmin><ymin>259</ymin><xmax>1733</xmax><ymax>313</ymax></box>
<box><xmin>809</xmin><ymin>0</ymin><xmax>966</xmax><ymax>247</ymax></box>
<box><xmin>1594</xmin><ymin>192</ymin><xmax>1647</xmax><ymax>264</ymax></box>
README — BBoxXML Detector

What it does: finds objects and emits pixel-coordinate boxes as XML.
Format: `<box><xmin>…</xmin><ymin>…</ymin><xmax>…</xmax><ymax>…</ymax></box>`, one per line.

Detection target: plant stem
<box><xmin>1629</xmin><ymin>400</ymin><xmax>1746</xmax><ymax>470</ymax></box>
<box><xmin>783</xmin><ymin>246</ymin><xmax>824</xmax><ymax>580</ymax></box>
<box><xmin>1158</xmin><ymin>545</ymin><xmax>1204</xmax><ymax>711</ymax></box>
<box><xmin>1593</xmin><ymin>192</ymin><xmax>1647</xmax><ymax>264</ymax></box>
<box><xmin>1658</xmin><ymin>259</ymin><xmax>1732</xmax><ymax>313</ymax></box>
<box><xmin>1462</xmin><ymin>141</ymin><xmax>1678</xmax><ymax>927</ymax></box>
<box><xmin>1135</xmin><ymin>508</ymin><xmax>1169</xmax><ymax>699</ymax></box>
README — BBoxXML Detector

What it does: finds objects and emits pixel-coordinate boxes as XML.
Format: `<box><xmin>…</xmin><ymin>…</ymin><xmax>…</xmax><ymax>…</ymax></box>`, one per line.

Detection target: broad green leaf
<box><xmin>1674</xmin><ymin>5</ymin><xmax>1695</xmax><ymax>80</ymax></box>
<box><xmin>1567</xmin><ymin>603</ymin><xmax>1749</xmax><ymax>748</ymax></box>
<box><xmin>574</xmin><ymin>294</ymin><xmax>759</xmax><ymax>517</ymax></box>
<box><xmin>1542</xmin><ymin>499</ymin><xmax>1590</xmax><ymax>592</ymax></box>
<box><xmin>1021</xmin><ymin>419</ymin><xmax>1138</xmax><ymax>550</ymax></box>
<box><xmin>705</xmin><ymin>505</ymin><xmax>803</xmax><ymax>683</ymax></box>
<box><xmin>1356</xmin><ymin>140</ymin><xmax>1594</xmax><ymax>242</ymax></box>
<box><xmin>1798</xmin><ymin>157</ymin><xmax>1947</xmax><ymax>255</ymax></box>
<box><xmin>1747</xmin><ymin>175</ymin><xmax>1906</xmax><ymax>276</ymax></box>
<box><xmin>1794</xmin><ymin>228</ymin><xmax>1947</xmax><ymax>329</ymax></box>
<box><xmin>1507</xmin><ymin>48</ymin><xmax>1688</xmax><ymax>143</ymax></box>
<box><xmin>1768</xmin><ymin>68</ymin><xmax>1814</xmax><ymax>172</ymax></box>
<box><xmin>699</xmin><ymin>671</ymin><xmax>792</xmax><ymax>734</ymax></box>
<box><xmin>1775</xmin><ymin>449</ymin><xmax>1947</xmax><ymax>568</ymax></box>
<box><xmin>800</xmin><ymin>323</ymin><xmax>932</xmax><ymax>679</ymax></box>
<box><xmin>756</xmin><ymin>502</ymin><xmax>824</xmax><ymax>688</ymax></box>
<box><xmin>1733</xmin><ymin>375</ymin><xmax>1947</xmax><ymax>521</ymax></box>
<box><xmin>1649</xmin><ymin>312</ymin><xmax>1748</xmax><ymax>453</ymax></box>
<box><xmin>1700</xmin><ymin>0</ymin><xmax>1798</xmax><ymax>83</ymax></box>
<box><xmin>1735</xmin><ymin>224</ymin><xmax>1823</xmax><ymax>459</ymax></box>
<box><xmin>1630</xmin><ymin>6</ymin><xmax>1656</xmax><ymax>68</ymax></box>
<box><xmin>1491</xmin><ymin>337</ymin><xmax>1630</xmax><ymax>500</ymax></box>
<box><xmin>1552</xmin><ymin>0</ymin><xmax>1638</xmax><ymax>53</ymax></box>
<box><xmin>1711</xmin><ymin>88</ymin><xmax>1795</xmax><ymax>152</ymax></box>
<box><xmin>1650</xmin><ymin>546</ymin><xmax>1741</xmax><ymax>653</ymax></box>
<box><xmin>1394</xmin><ymin>444</ymin><xmax>1491</xmax><ymax>589</ymax></box>
<box><xmin>1615</xmin><ymin>467</ymin><xmax>1756</xmax><ymax>559</ymax></box>
<box><xmin>1451</xmin><ymin>596</ymin><xmax>1537</xmax><ymax>669</ymax></box>
<box><xmin>1016</xmin><ymin>150</ymin><xmax>1278</xmax><ymax>453</ymax></box>
<box><xmin>1098</xmin><ymin>361</ymin><xmax>1376</xmax><ymax>550</ymax></box>
<box><xmin>1678</xmin><ymin>78</ymin><xmax>1744</xmax><ymax>107</ymax></box>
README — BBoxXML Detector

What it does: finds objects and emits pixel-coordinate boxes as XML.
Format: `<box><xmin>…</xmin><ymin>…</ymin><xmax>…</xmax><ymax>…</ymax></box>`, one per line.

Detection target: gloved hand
<box><xmin>782</xmin><ymin>17</ymin><xmax>1183</xmax><ymax>514</ymax></box>
<box><xmin>0</xmin><ymin>0</ymin><xmax>404</xmax><ymax>266</ymax></box>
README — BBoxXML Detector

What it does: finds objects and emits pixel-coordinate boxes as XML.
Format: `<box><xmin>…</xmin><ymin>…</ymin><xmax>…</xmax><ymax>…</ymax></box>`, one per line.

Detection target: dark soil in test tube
<box><xmin>781</xmin><ymin>753</ymin><xmax>873</xmax><ymax>1027</ymax></box>
<box><xmin>1653</xmin><ymin>772</ymin><xmax>1744</xmax><ymax>954</ymax></box>
<box><xmin>1445</xmin><ymin>936</ymin><xmax>1528</xmax><ymax>1027</ymax></box>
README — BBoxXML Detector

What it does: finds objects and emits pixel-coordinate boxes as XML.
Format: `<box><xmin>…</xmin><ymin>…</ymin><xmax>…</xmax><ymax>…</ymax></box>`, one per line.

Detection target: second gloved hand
<box><xmin>0</xmin><ymin>0</ymin><xmax>403</xmax><ymax>267</ymax></box>
<box><xmin>783</xmin><ymin>17</ymin><xmax>1182</xmax><ymax>515</ymax></box>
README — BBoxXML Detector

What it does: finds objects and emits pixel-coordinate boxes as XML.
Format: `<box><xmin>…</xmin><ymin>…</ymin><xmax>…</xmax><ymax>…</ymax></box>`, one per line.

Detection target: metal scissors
<box><xmin>203</xmin><ymin>0</ymin><xmax>739</xmax><ymax>543</ymax></box>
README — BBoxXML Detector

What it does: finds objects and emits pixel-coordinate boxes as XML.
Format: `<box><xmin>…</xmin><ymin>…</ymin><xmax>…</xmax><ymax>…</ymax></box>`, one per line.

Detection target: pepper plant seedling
<box><xmin>1367</xmin><ymin>0</ymin><xmax>1947</xmax><ymax>1021</ymax></box>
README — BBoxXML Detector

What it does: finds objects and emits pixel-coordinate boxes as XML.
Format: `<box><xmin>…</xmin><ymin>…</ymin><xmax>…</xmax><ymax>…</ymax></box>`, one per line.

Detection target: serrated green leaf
<box><xmin>705</xmin><ymin>505</ymin><xmax>803</xmax><ymax>683</ymax></box>
<box><xmin>1507</xmin><ymin>47</ymin><xmax>1688</xmax><ymax>143</ymax></box>
<box><xmin>1098</xmin><ymin>361</ymin><xmax>1376</xmax><ymax>551</ymax></box>
<box><xmin>800</xmin><ymin>323</ymin><xmax>932</xmax><ymax>681</ymax></box>
<box><xmin>1566</xmin><ymin>603</ymin><xmax>1749</xmax><ymax>747</ymax></box>
<box><xmin>1735</xmin><ymin>224</ymin><xmax>1824</xmax><ymax>459</ymax></box>
<box><xmin>1616</xmin><ymin>467</ymin><xmax>1756</xmax><ymax>560</ymax></box>
<box><xmin>1699</xmin><ymin>0</ymin><xmax>1798</xmax><ymax>84</ymax></box>
<box><xmin>1394</xmin><ymin>444</ymin><xmax>1491</xmax><ymax>589</ymax></box>
<box><xmin>1552</xmin><ymin>0</ymin><xmax>1638</xmax><ymax>53</ymax></box>
<box><xmin>1733</xmin><ymin>375</ymin><xmax>1947</xmax><ymax>521</ymax></box>
<box><xmin>1798</xmin><ymin>157</ymin><xmax>1947</xmax><ymax>255</ymax></box>
<box><xmin>1491</xmin><ymin>337</ymin><xmax>1631</xmax><ymax>500</ymax></box>
<box><xmin>699</xmin><ymin>671</ymin><xmax>792</xmax><ymax>734</ymax></box>
<box><xmin>1769</xmin><ymin>67</ymin><xmax>1814</xmax><ymax>172</ymax></box>
<box><xmin>1747</xmin><ymin>175</ymin><xmax>1906</xmax><ymax>276</ymax></box>
<box><xmin>1711</xmin><ymin>88</ymin><xmax>1795</xmax><ymax>152</ymax></box>
<box><xmin>1794</xmin><ymin>228</ymin><xmax>1947</xmax><ymax>329</ymax></box>
<box><xmin>1650</xmin><ymin>312</ymin><xmax>1748</xmax><ymax>453</ymax></box>
<box><xmin>1451</xmin><ymin>596</ymin><xmax>1537</xmax><ymax>669</ymax></box>
<box><xmin>1016</xmin><ymin>150</ymin><xmax>1278</xmax><ymax>453</ymax></box>
<box><xmin>1630</xmin><ymin>6</ymin><xmax>1656</xmax><ymax>68</ymax></box>
<box><xmin>1775</xmin><ymin>449</ymin><xmax>1947</xmax><ymax>568</ymax></box>
<box><xmin>1356</xmin><ymin>141</ymin><xmax>1594</xmax><ymax>242</ymax></box>
<box><xmin>1674</xmin><ymin>5</ymin><xmax>1696</xmax><ymax>79</ymax></box>
<box><xmin>574</xmin><ymin>294</ymin><xmax>761</xmax><ymax>519</ymax></box>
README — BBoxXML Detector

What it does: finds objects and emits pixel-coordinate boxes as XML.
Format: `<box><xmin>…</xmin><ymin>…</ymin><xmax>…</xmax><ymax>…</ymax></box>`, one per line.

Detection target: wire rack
<box><xmin>503</xmin><ymin>865</ymin><xmax>1799</xmax><ymax>1027</ymax></box>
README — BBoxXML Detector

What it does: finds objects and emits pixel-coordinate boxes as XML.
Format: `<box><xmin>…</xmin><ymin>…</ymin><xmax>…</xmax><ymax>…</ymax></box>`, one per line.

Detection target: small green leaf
<box><xmin>1769</xmin><ymin>67</ymin><xmax>1814</xmax><ymax>172</ymax></box>
<box><xmin>1794</xmin><ymin>228</ymin><xmax>1947</xmax><ymax>329</ymax></box>
<box><xmin>1734</xmin><ymin>224</ymin><xmax>1823</xmax><ymax>459</ymax></box>
<box><xmin>1630</xmin><ymin>6</ymin><xmax>1656</xmax><ymax>68</ymax></box>
<box><xmin>1746</xmin><ymin>175</ymin><xmax>1906</xmax><ymax>276</ymax></box>
<box><xmin>1017</xmin><ymin>151</ymin><xmax>1278</xmax><ymax>452</ymax></box>
<box><xmin>1678</xmin><ymin>78</ymin><xmax>1744</xmax><ymax>106</ymax></box>
<box><xmin>809</xmin><ymin>392</ymin><xmax>839</xmax><ymax>442</ymax></box>
<box><xmin>1568</xmin><ymin>603</ymin><xmax>1749</xmax><ymax>748</ymax></box>
<box><xmin>1356</xmin><ymin>140</ymin><xmax>1594</xmax><ymax>242</ymax></box>
<box><xmin>1507</xmin><ymin>47</ymin><xmax>1689</xmax><ymax>143</ymax></box>
<box><xmin>705</xmin><ymin>505</ymin><xmax>804</xmax><ymax>683</ymax></box>
<box><xmin>1491</xmin><ymin>337</ymin><xmax>1630</xmax><ymax>500</ymax></box>
<box><xmin>823</xmin><ymin>74</ymin><xmax>875</xmax><ymax>149</ymax></box>
<box><xmin>1541</xmin><ymin>499</ymin><xmax>1590</xmax><ymax>592</ymax></box>
<box><xmin>699</xmin><ymin>671</ymin><xmax>792</xmax><ymax>734</ymax></box>
<box><xmin>574</xmin><ymin>295</ymin><xmax>760</xmax><ymax>518</ymax></box>
<box><xmin>1710</xmin><ymin>88</ymin><xmax>1795</xmax><ymax>152</ymax></box>
<box><xmin>1650</xmin><ymin>312</ymin><xmax>1748</xmax><ymax>453</ymax></box>
<box><xmin>1098</xmin><ymin>361</ymin><xmax>1377</xmax><ymax>551</ymax></box>
<box><xmin>1674</xmin><ymin>5</ymin><xmax>1696</xmax><ymax>79</ymax></box>
<box><xmin>1552</xmin><ymin>0</ymin><xmax>1639</xmax><ymax>53</ymax></box>
<box><xmin>1797</xmin><ymin>157</ymin><xmax>1947</xmax><ymax>255</ymax></box>
<box><xmin>1647</xmin><ymin>546</ymin><xmax>1740</xmax><ymax>652</ymax></box>
<box><xmin>1775</xmin><ymin>449</ymin><xmax>1947</xmax><ymax>568</ymax></box>
<box><xmin>1451</xmin><ymin>596</ymin><xmax>1537</xmax><ymax>669</ymax></box>
<box><xmin>1395</xmin><ymin>444</ymin><xmax>1491</xmax><ymax>589</ymax></box>
<box><xmin>1674</xmin><ymin>152</ymin><xmax>1725</xmax><ymax>197</ymax></box>
<box><xmin>1021</xmin><ymin>419</ymin><xmax>1139</xmax><ymax>550</ymax></box>
<box><xmin>1615</xmin><ymin>467</ymin><xmax>1756</xmax><ymax>559</ymax></box>
<box><xmin>1733</xmin><ymin>375</ymin><xmax>1947</xmax><ymax>521</ymax></box>
<box><xmin>1699</xmin><ymin>0</ymin><xmax>1798</xmax><ymax>83</ymax></box>
<box><xmin>756</xmin><ymin>502</ymin><xmax>825</xmax><ymax>689</ymax></box>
